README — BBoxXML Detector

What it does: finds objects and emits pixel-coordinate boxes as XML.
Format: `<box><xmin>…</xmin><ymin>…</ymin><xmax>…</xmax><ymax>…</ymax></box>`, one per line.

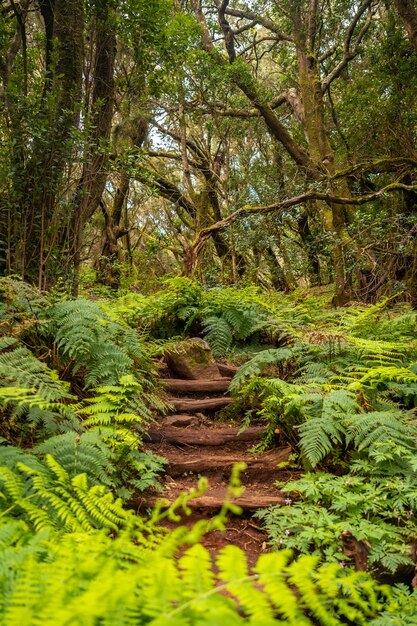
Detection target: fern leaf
<box><xmin>202</xmin><ymin>316</ymin><xmax>233</xmax><ymax>358</ymax></box>
<box><xmin>217</xmin><ymin>545</ymin><xmax>273</xmax><ymax>619</ymax></box>
<box><xmin>346</xmin><ymin>411</ymin><xmax>415</xmax><ymax>452</ymax></box>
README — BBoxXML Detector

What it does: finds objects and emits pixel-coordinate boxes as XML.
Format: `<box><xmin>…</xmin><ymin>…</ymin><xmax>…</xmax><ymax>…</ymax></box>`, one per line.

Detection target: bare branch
<box><xmin>217</xmin><ymin>0</ymin><xmax>236</xmax><ymax>63</ymax></box>
<box><xmin>233</xmin><ymin>20</ymin><xmax>257</xmax><ymax>36</ymax></box>
<box><xmin>224</xmin><ymin>6</ymin><xmax>293</xmax><ymax>42</ymax></box>
<box><xmin>151</xmin><ymin>119</ymin><xmax>207</xmax><ymax>161</ymax></box>
<box><xmin>147</xmin><ymin>150</ymin><xmax>200</xmax><ymax>170</ymax></box>
<box><xmin>188</xmin><ymin>181</ymin><xmax>417</xmax><ymax>264</ymax></box>
<box><xmin>238</xmin><ymin>35</ymin><xmax>280</xmax><ymax>56</ymax></box>
<box><xmin>322</xmin><ymin>0</ymin><xmax>374</xmax><ymax>93</ymax></box>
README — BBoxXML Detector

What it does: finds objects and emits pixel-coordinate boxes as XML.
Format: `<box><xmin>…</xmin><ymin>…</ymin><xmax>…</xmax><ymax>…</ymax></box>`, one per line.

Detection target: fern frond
<box><xmin>217</xmin><ymin>545</ymin><xmax>273</xmax><ymax>619</ymax></box>
<box><xmin>179</xmin><ymin>544</ymin><xmax>214</xmax><ymax>596</ymax></box>
<box><xmin>346</xmin><ymin>411</ymin><xmax>416</xmax><ymax>452</ymax></box>
<box><xmin>230</xmin><ymin>348</ymin><xmax>294</xmax><ymax>393</ymax></box>
<box><xmin>254</xmin><ymin>550</ymin><xmax>305</xmax><ymax>623</ymax></box>
<box><xmin>35</xmin><ymin>432</ymin><xmax>114</xmax><ymax>486</ymax></box>
<box><xmin>202</xmin><ymin>316</ymin><xmax>233</xmax><ymax>358</ymax></box>
<box><xmin>45</xmin><ymin>299</ymin><xmax>152</xmax><ymax>388</ymax></box>
<box><xmin>298</xmin><ymin>416</ymin><xmax>345</xmax><ymax>468</ymax></box>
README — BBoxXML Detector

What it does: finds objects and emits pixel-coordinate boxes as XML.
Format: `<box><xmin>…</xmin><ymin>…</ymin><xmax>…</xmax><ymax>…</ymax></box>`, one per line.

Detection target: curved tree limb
<box><xmin>330</xmin><ymin>157</ymin><xmax>417</xmax><ymax>180</ymax></box>
<box><xmin>223</xmin><ymin>5</ymin><xmax>293</xmax><ymax>42</ymax></box>
<box><xmin>185</xmin><ymin>181</ymin><xmax>417</xmax><ymax>273</ymax></box>
<box><xmin>322</xmin><ymin>0</ymin><xmax>375</xmax><ymax>93</ymax></box>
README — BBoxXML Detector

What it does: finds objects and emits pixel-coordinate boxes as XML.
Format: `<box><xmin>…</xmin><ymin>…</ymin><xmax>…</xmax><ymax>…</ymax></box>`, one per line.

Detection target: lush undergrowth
<box><xmin>1</xmin><ymin>276</ymin><xmax>417</xmax><ymax>623</ymax></box>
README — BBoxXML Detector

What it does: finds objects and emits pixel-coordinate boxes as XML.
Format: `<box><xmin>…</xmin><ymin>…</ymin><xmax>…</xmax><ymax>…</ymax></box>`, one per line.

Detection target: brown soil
<box><xmin>141</xmin><ymin>370</ymin><xmax>295</xmax><ymax>566</ymax></box>
<box><xmin>160</xmin><ymin>513</ymin><xmax>269</xmax><ymax>571</ymax></box>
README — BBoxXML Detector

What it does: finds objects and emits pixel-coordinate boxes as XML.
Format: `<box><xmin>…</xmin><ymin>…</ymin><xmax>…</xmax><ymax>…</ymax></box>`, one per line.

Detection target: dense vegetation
<box><xmin>3</xmin><ymin>0</ymin><xmax>417</xmax><ymax>622</ymax></box>
<box><xmin>1</xmin><ymin>276</ymin><xmax>417</xmax><ymax>622</ymax></box>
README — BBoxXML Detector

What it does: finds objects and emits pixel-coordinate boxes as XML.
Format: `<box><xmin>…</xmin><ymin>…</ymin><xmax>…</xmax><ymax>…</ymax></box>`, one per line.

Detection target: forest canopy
<box><xmin>0</xmin><ymin>0</ymin><xmax>416</xmax><ymax>304</ymax></box>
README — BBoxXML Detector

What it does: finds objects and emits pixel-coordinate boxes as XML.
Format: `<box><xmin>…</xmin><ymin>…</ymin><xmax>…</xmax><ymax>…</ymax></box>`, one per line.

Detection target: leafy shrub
<box><xmin>257</xmin><ymin>445</ymin><xmax>417</xmax><ymax>573</ymax></box>
<box><xmin>0</xmin><ymin>473</ymin><xmax>400</xmax><ymax>626</ymax></box>
<box><xmin>45</xmin><ymin>297</ymin><xmax>149</xmax><ymax>387</ymax></box>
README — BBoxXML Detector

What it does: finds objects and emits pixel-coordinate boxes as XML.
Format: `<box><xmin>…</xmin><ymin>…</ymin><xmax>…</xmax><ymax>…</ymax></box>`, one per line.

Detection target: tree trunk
<box><xmin>296</xmin><ymin>208</ymin><xmax>322</xmax><ymax>285</ymax></box>
<box><xmin>295</xmin><ymin>38</ymin><xmax>354</xmax><ymax>305</ymax></box>
<box><xmin>393</xmin><ymin>0</ymin><xmax>417</xmax><ymax>52</ymax></box>
<box><xmin>96</xmin><ymin>172</ymin><xmax>130</xmax><ymax>289</ymax></box>
<box><xmin>70</xmin><ymin>0</ymin><xmax>116</xmax><ymax>294</ymax></box>
<box><xmin>9</xmin><ymin>0</ymin><xmax>83</xmax><ymax>285</ymax></box>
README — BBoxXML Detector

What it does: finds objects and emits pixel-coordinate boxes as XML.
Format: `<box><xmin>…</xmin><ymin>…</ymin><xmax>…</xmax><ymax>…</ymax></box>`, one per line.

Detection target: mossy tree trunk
<box><xmin>70</xmin><ymin>0</ymin><xmax>117</xmax><ymax>294</ymax></box>
<box><xmin>3</xmin><ymin>0</ymin><xmax>84</xmax><ymax>287</ymax></box>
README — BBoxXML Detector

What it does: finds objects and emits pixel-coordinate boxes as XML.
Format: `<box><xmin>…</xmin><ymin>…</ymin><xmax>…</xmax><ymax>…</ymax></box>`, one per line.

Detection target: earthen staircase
<box><xmin>142</xmin><ymin>363</ymin><xmax>290</xmax><ymax>512</ymax></box>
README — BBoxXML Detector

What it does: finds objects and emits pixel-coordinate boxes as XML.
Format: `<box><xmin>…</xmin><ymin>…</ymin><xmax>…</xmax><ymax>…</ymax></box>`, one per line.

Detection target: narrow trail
<box><xmin>140</xmin><ymin>360</ymin><xmax>294</xmax><ymax>566</ymax></box>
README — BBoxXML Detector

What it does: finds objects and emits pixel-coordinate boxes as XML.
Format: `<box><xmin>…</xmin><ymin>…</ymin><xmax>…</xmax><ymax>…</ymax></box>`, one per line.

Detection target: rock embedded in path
<box><xmin>160</xmin><ymin>414</ymin><xmax>198</xmax><ymax>427</ymax></box>
<box><xmin>165</xmin><ymin>337</ymin><xmax>221</xmax><ymax>380</ymax></box>
<box><xmin>217</xmin><ymin>363</ymin><xmax>239</xmax><ymax>377</ymax></box>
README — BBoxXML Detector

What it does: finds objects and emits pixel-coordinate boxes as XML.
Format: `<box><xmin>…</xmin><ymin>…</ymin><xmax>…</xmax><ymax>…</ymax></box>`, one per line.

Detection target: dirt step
<box><xmin>167</xmin><ymin>396</ymin><xmax>232</xmax><ymax>413</ymax></box>
<box><xmin>187</xmin><ymin>493</ymin><xmax>285</xmax><ymax>511</ymax></box>
<box><xmin>165</xmin><ymin>447</ymin><xmax>291</xmax><ymax>477</ymax></box>
<box><xmin>145</xmin><ymin>425</ymin><xmax>265</xmax><ymax>446</ymax></box>
<box><xmin>143</xmin><ymin>489</ymin><xmax>285</xmax><ymax>511</ymax></box>
<box><xmin>161</xmin><ymin>378</ymin><xmax>231</xmax><ymax>393</ymax></box>
<box><xmin>161</xmin><ymin>514</ymin><xmax>269</xmax><ymax>570</ymax></box>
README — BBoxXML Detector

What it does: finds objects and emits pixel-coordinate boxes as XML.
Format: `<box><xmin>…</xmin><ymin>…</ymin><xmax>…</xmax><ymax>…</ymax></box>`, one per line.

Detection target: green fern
<box><xmin>0</xmin><ymin>341</ymin><xmax>72</xmax><ymax>402</ymax></box>
<box><xmin>230</xmin><ymin>348</ymin><xmax>294</xmax><ymax>393</ymax></box>
<box><xmin>297</xmin><ymin>390</ymin><xmax>359</xmax><ymax>468</ymax></box>
<box><xmin>0</xmin><ymin>453</ymin><xmax>133</xmax><ymax>533</ymax></box>
<box><xmin>0</xmin><ymin>341</ymin><xmax>80</xmax><ymax>437</ymax></box>
<box><xmin>258</xmin><ymin>462</ymin><xmax>417</xmax><ymax>575</ymax></box>
<box><xmin>0</xmin><ymin>456</ymin><xmax>405</xmax><ymax>626</ymax></box>
<box><xmin>201</xmin><ymin>315</ymin><xmax>233</xmax><ymax>357</ymax></box>
<box><xmin>346</xmin><ymin>410</ymin><xmax>416</xmax><ymax>452</ymax></box>
<box><xmin>0</xmin><ymin>277</ymin><xmax>47</xmax><ymax>338</ymax></box>
<box><xmin>80</xmin><ymin>375</ymin><xmax>166</xmax><ymax>495</ymax></box>
<box><xmin>34</xmin><ymin>432</ymin><xmax>114</xmax><ymax>486</ymax></box>
<box><xmin>45</xmin><ymin>298</ymin><xmax>149</xmax><ymax>387</ymax></box>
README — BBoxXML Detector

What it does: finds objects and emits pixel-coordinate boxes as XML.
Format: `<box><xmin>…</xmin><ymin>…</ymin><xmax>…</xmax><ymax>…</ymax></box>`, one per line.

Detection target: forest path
<box><xmin>140</xmin><ymin>363</ymin><xmax>293</xmax><ymax>566</ymax></box>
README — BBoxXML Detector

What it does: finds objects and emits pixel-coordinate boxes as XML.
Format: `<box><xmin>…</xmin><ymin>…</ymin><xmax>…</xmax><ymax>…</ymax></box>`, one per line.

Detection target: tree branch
<box><xmin>224</xmin><ymin>6</ymin><xmax>293</xmax><ymax>41</ymax></box>
<box><xmin>216</xmin><ymin>0</ymin><xmax>236</xmax><ymax>63</ymax></box>
<box><xmin>188</xmin><ymin>181</ymin><xmax>417</xmax><ymax>265</ymax></box>
<box><xmin>331</xmin><ymin>157</ymin><xmax>417</xmax><ymax>180</ymax></box>
<box><xmin>322</xmin><ymin>0</ymin><xmax>374</xmax><ymax>93</ymax></box>
<box><xmin>151</xmin><ymin>119</ymin><xmax>207</xmax><ymax>161</ymax></box>
<box><xmin>191</xmin><ymin>1</ymin><xmax>319</xmax><ymax>179</ymax></box>
<box><xmin>138</xmin><ymin>168</ymin><xmax>197</xmax><ymax>222</ymax></box>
